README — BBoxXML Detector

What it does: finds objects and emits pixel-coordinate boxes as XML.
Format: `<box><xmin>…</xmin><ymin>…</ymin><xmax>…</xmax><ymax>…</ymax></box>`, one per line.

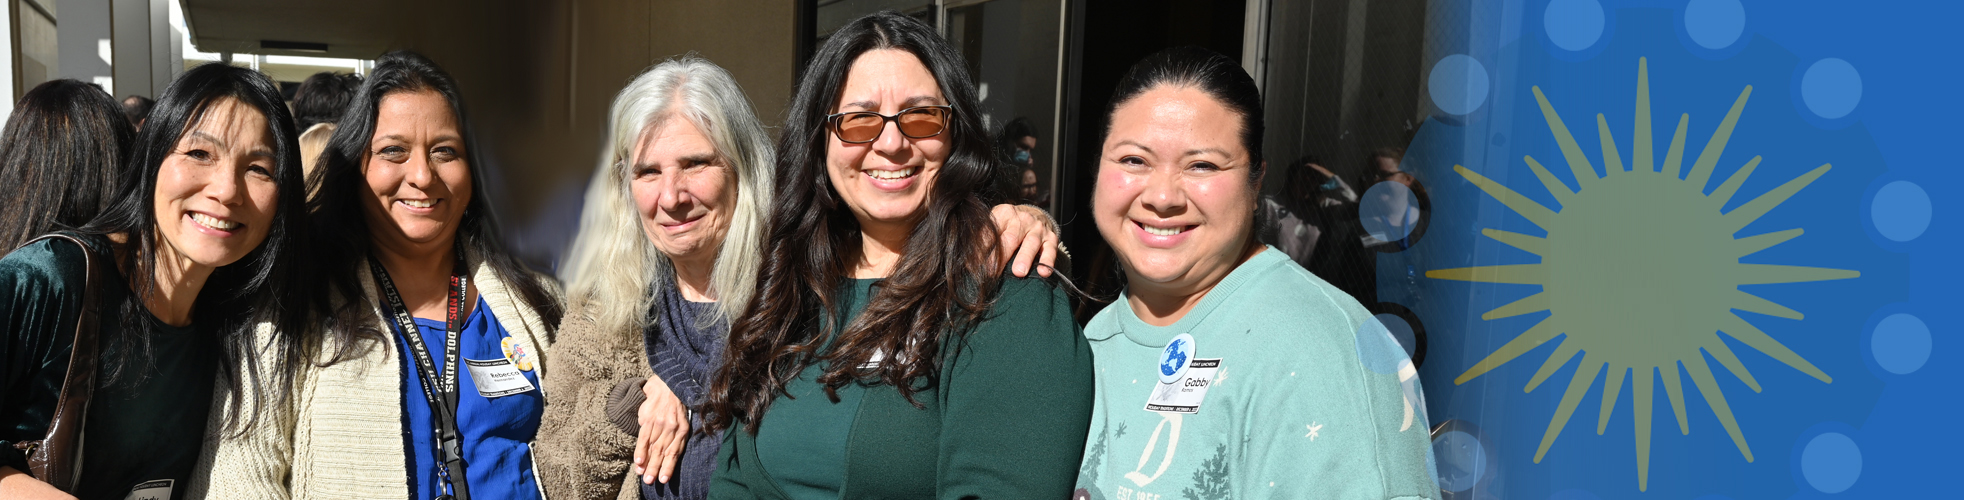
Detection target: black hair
<box><xmin>996</xmin><ymin>116</ymin><xmax>1036</xmax><ymax>172</ymax></box>
<box><xmin>0</xmin><ymin>79</ymin><xmax>137</xmax><ymax>250</ymax></box>
<box><xmin>309</xmin><ymin>51</ymin><xmax>562</xmax><ymax>359</ymax></box>
<box><xmin>706</xmin><ymin>10</ymin><xmax>1017</xmax><ymax>435</ymax></box>
<box><xmin>1280</xmin><ymin>154</ymin><xmax>1336</xmax><ymax>224</ymax></box>
<box><xmin>1104</xmin><ymin>46</ymin><xmax>1266</xmax><ymax>183</ymax></box>
<box><xmin>120</xmin><ymin>95</ymin><xmax>154</xmax><ymax>128</ymax></box>
<box><xmin>292</xmin><ymin>72</ymin><xmax>362</xmax><ymax>131</ymax></box>
<box><xmin>80</xmin><ymin>63</ymin><xmax>312</xmax><ymax>433</ymax></box>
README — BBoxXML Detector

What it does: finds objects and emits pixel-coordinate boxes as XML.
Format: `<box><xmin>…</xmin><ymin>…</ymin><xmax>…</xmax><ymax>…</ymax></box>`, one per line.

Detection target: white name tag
<box><xmin>1144</xmin><ymin>358</ymin><xmax>1220</xmax><ymax>414</ymax></box>
<box><xmin>465</xmin><ymin>357</ymin><xmax>537</xmax><ymax>398</ymax></box>
<box><xmin>125</xmin><ymin>479</ymin><xmax>172</xmax><ymax>500</ymax></box>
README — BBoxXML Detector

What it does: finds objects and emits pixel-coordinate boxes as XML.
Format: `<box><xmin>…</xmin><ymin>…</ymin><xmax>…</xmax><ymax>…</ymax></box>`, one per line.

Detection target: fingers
<box><xmin>632</xmin><ymin>423</ymin><xmax>656</xmax><ymax>484</ymax></box>
<box><xmin>656</xmin><ymin>413</ymin><xmax>687</xmax><ymax>484</ymax></box>
<box><xmin>1038</xmin><ymin>229</ymin><xmax>1058</xmax><ymax>278</ymax></box>
<box><xmin>994</xmin><ymin>217</ymin><xmax>1024</xmax><ymax>274</ymax></box>
<box><xmin>1012</xmin><ymin>225</ymin><xmax>1042</xmax><ymax>278</ymax></box>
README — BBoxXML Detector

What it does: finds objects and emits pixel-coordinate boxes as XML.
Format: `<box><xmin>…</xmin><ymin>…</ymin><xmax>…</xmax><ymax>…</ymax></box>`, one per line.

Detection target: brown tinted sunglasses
<box><xmin>825</xmin><ymin>105</ymin><xmax>954</xmax><ymax>144</ymax></box>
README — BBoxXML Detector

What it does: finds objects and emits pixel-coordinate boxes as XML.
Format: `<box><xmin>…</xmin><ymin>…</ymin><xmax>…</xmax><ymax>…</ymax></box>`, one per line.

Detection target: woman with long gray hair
<box><xmin>532</xmin><ymin>55</ymin><xmax>1059</xmax><ymax>500</ymax></box>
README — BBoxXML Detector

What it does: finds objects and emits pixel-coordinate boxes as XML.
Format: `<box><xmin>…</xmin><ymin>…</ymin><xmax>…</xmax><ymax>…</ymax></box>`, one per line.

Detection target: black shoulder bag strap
<box><xmin>368</xmin><ymin>254</ymin><xmax>471</xmax><ymax>500</ymax></box>
<box><xmin>9</xmin><ymin>233</ymin><xmax>113</xmax><ymax>492</ymax></box>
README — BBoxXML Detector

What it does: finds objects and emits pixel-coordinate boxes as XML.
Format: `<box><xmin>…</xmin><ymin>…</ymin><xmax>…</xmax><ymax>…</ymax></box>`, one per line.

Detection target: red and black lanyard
<box><xmin>370</xmin><ymin>255</ymin><xmax>472</xmax><ymax>500</ymax></box>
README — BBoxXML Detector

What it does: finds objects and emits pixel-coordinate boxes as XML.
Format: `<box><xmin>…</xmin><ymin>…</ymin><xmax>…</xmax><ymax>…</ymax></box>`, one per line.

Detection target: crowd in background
<box><xmin>0</xmin><ymin>10</ymin><xmax>1437</xmax><ymax>500</ymax></box>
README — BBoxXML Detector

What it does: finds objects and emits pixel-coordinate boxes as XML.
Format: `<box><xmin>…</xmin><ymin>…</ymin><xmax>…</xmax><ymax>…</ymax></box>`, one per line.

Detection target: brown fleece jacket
<box><xmin>534</xmin><ymin>299</ymin><xmax>650</xmax><ymax>500</ymax></box>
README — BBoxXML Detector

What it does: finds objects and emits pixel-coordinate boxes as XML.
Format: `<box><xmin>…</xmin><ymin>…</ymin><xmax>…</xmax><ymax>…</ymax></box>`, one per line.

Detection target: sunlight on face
<box><xmin>1092</xmin><ymin>85</ymin><xmax>1259</xmax><ymax>297</ymax></box>
<box><xmin>152</xmin><ymin>97</ymin><xmax>280</xmax><ymax>270</ymax></box>
<box><xmin>629</xmin><ymin>116</ymin><xmax>738</xmax><ymax>268</ymax></box>
<box><xmin>824</xmin><ymin>49</ymin><xmax>950</xmax><ymax>237</ymax></box>
<box><xmin>360</xmin><ymin>90</ymin><xmax>472</xmax><ymax>253</ymax></box>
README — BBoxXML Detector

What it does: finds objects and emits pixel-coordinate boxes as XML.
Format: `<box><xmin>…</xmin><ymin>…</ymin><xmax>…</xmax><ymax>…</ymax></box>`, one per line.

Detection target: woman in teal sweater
<box><xmin>1074</xmin><ymin>47</ymin><xmax>1440</xmax><ymax>500</ymax></box>
<box><xmin>701</xmin><ymin>11</ymin><xmax>1094</xmax><ymax>499</ymax></box>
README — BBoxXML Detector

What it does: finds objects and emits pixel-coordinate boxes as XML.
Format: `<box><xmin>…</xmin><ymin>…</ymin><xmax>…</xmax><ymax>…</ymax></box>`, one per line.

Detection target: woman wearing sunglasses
<box><xmin>700</xmin><ymin>12</ymin><xmax>1093</xmax><ymax>499</ymax></box>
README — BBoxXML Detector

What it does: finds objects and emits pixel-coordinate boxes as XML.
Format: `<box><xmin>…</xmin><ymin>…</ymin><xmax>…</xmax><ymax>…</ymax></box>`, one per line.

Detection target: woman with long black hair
<box><xmin>701</xmin><ymin>11</ymin><xmax>1092</xmax><ymax>498</ymax></box>
<box><xmin>0</xmin><ymin>63</ymin><xmax>313</xmax><ymax>500</ymax></box>
<box><xmin>194</xmin><ymin>51</ymin><xmax>563</xmax><ymax>500</ymax></box>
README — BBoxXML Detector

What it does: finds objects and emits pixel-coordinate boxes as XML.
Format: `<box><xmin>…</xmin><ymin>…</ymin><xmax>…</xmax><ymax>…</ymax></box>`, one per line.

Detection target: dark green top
<box><xmin>710</xmin><ymin>276</ymin><xmax>1095</xmax><ymax>499</ymax></box>
<box><xmin>0</xmin><ymin>234</ymin><xmax>216</xmax><ymax>500</ymax></box>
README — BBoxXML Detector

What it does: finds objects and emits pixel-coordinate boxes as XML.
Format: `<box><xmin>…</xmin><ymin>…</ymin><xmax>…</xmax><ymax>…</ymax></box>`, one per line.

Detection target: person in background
<box><xmin>1259</xmin><ymin>154</ymin><xmax>1375</xmax><ymax>303</ymax></box>
<box><xmin>291</xmin><ymin>72</ymin><xmax>362</xmax><ymax>177</ymax></box>
<box><xmin>120</xmin><ymin>95</ymin><xmax>153</xmax><ymax>129</ymax></box>
<box><xmin>1359</xmin><ymin>146</ymin><xmax>1428</xmax><ymax>252</ymax></box>
<box><xmin>292</xmin><ymin>72</ymin><xmax>362</xmax><ymax>133</ymax></box>
<box><xmin>0</xmin><ymin>63</ymin><xmax>314</xmax><ymax>500</ymax></box>
<box><xmin>999</xmin><ymin>116</ymin><xmax>1036</xmax><ymax>169</ymax></box>
<box><xmin>703</xmin><ymin>11</ymin><xmax>1091</xmax><ymax>499</ymax></box>
<box><xmin>533</xmin><ymin>55</ymin><xmax>1060</xmax><ymax>500</ymax></box>
<box><xmin>999</xmin><ymin>117</ymin><xmax>1050</xmax><ymax>207</ymax></box>
<box><xmin>0</xmin><ymin>80</ymin><xmax>137</xmax><ymax>250</ymax></box>
<box><xmin>1075</xmin><ymin>46</ymin><xmax>1438</xmax><ymax>499</ymax></box>
<box><xmin>1367</xmin><ymin>146</ymin><xmax>1411</xmax><ymax>188</ymax></box>
<box><xmin>193</xmin><ymin>51</ymin><xmax>563</xmax><ymax>500</ymax></box>
<box><xmin>1019</xmin><ymin>166</ymin><xmax>1051</xmax><ymax>208</ymax></box>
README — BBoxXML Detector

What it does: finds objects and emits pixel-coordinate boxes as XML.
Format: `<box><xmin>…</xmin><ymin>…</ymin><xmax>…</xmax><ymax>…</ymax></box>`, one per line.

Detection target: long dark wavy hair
<box><xmin>702</xmin><ymin>11</ymin><xmax>1011</xmax><ymax>435</ymax></box>
<box><xmin>0</xmin><ymin>79</ymin><xmax>136</xmax><ymax>250</ymax></box>
<box><xmin>78</xmin><ymin>63</ymin><xmax>312</xmax><ymax>433</ymax></box>
<box><xmin>308</xmin><ymin>50</ymin><xmax>563</xmax><ymax>358</ymax></box>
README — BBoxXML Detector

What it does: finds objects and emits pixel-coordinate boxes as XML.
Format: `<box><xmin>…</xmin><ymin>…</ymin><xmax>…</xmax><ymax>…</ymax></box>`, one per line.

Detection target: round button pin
<box><xmin>1158</xmin><ymin>333</ymin><xmax>1196</xmax><ymax>384</ymax></box>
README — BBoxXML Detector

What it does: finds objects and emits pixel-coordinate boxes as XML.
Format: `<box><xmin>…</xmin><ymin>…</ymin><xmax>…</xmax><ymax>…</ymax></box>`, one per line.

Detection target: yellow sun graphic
<box><xmin>1427</xmin><ymin>58</ymin><xmax>1860</xmax><ymax>491</ymax></box>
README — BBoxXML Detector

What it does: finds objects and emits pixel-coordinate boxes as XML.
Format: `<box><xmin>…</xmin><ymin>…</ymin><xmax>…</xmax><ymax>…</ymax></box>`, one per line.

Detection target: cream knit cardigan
<box><xmin>187</xmin><ymin>251</ymin><xmax>559</xmax><ymax>499</ymax></box>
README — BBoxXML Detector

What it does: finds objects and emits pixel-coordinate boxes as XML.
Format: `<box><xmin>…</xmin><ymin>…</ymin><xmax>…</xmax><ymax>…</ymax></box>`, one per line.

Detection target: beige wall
<box><xmin>374</xmin><ymin>0</ymin><xmax>796</xmax><ymax>265</ymax></box>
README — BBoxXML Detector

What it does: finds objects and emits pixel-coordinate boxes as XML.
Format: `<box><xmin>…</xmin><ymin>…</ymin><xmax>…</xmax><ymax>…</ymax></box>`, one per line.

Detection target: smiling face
<box><xmin>824</xmin><ymin>49</ymin><xmax>950</xmax><ymax>236</ymax></box>
<box><xmin>153</xmin><ymin>97</ymin><xmax>281</xmax><ymax>270</ymax></box>
<box><xmin>1092</xmin><ymin>85</ymin><xmax>1260</xmax><ymax>297</ymax></box>
<box><xmin>359</xmin><ymin>90</ymin><xmax>471</xmax><ymax>255</ymax></box>
<box><xmin>630</xmin><ymin>116</ymin><xmax>737</xmax><ymax>269</ymax></box>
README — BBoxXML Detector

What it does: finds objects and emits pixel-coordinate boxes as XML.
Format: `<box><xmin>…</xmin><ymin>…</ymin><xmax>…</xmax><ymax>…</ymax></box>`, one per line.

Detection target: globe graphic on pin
<box><xmin>1161</xmin><ymin>339</ymin><xmax>1188</xmax><ymax>376</ymax></box>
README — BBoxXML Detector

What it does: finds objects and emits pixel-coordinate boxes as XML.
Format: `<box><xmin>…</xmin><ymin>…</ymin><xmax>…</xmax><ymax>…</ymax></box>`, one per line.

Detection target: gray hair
<box><xmin>559</xmin><ymin>54</ymin><xmax>774</xmax><ymax>336</ymax></box>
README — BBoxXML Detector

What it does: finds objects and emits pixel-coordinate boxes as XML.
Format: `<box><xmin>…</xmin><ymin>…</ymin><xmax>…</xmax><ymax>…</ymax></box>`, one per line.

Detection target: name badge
<box><xmin>125</xmin><ymin>479</ymin><xmax>173</xmax><ymax>500</ymax></box>
<box><xmin>465</xmin><ymin>357</ymin><xmax>537</xmax><ymax>398</ymax></box>
<box><xmin>1145</xmin><ymin>358</ymin><xmax>1221</xmax><ymax>414</ymax></box>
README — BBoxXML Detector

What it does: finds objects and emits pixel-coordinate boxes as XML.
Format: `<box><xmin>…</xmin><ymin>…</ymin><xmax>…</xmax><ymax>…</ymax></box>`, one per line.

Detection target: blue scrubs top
<box><xmin>397</xmin><ymin>296</ymin><xmax>545</xmax><ymax>500</ymax></box>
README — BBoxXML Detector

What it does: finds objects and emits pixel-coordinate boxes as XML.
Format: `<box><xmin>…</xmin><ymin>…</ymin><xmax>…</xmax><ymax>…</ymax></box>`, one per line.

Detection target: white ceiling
<box><xmin>180</xmin><ymin>0</ymin><xmax>405</xmax><ymax>58</ymax></box>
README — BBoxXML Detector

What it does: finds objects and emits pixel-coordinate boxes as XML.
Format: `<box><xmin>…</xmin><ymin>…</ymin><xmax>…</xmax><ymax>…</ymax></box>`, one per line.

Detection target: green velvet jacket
<box><xmin>0</xmin><ymin>234</ymin><xmax>216</xmax><ymax>500</ymax></box>
<box><xmin>710</xmin><ymin>276</ymin><xmax>1095</xmax><ymax>499</ymax></box>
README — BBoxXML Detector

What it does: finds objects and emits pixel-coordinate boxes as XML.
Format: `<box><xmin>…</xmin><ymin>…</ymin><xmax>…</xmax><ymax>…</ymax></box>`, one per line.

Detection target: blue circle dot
<box><xmin>1544</xmin><ymin>0</ymin><xmax>1605</xmax><ymax>51</ymax></box>
<box><xmin>1872</xmin><ymin>313</ymin><xmax>1931</xmax><ymax>374</ymax></box>
<box><xmin>1354</xmin><ymin>316</ymin><xmax>1409</xmax><ymax>375</ymax></box>
<box><xmin>1434</xmin><ymin>430</ymin><xmax>1486</xmax><ymax>492</ymax></box>
<box><xmin>1684</xmin><ymin>0</ymin><xmax>1745</xmax><ymax>50</ymax></box>
<box><xmin>1801</xmin><ymin>432</ymin><xmax>1862</xmax><ymax>493</ymax></box>
<box><xmin>1360</xmin><ymin>181</ymin><xmax>1421</xmax><ymax>243</ymax></box>
<box><xmin>1801</xmin><ymin>58</ymin><xmax>1863</xmax><ymax>119</ymax></box>
<box><xmin>1871</xmin><ymin>181</ymin><xmax>1931</xmax><ymax>242</ymax></box>
<box><xmin>1429</xmin><ymin>54</ymin><xmax>1491</xmax><ymax>115</ymax></box>
<box><xmin>1375</xmin><ymin>313</ymin><xmax>1418</xmax><ymax>359</ymax></box>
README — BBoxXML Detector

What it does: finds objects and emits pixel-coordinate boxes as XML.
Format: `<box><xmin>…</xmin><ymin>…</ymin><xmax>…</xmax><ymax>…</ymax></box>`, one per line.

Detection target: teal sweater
<box><xmin>711</xmin><ymin>276</ymin><xmax>1094</xmax><ymax>499</ymax></box>
<box><xmin>1075</xmin><ymin>248</ymin><xmax>1440</xmax><ymax>500</ymax></box>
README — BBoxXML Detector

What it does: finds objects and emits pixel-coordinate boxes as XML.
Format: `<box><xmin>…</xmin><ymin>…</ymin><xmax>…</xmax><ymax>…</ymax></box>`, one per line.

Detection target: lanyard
<box><xmin>369</xmin><ymin>255</ymin><xmax>472</xmax><ymax>500</ymax></box>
